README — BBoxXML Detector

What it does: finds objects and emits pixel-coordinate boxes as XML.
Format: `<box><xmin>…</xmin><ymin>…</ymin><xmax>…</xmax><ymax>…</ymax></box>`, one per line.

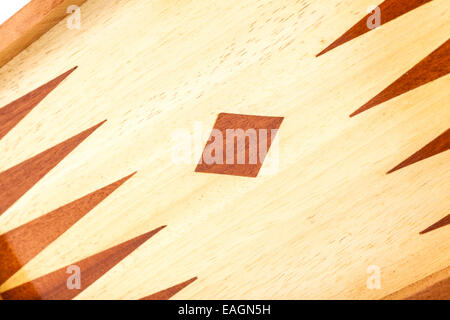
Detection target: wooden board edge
<box><xmin>0</xmin><ymin>0</ymin><xmax>87</xmax><ymax>68</ymax></box>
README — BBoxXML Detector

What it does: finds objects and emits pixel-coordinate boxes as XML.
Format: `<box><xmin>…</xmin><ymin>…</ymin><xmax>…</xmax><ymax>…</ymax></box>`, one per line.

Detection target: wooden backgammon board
<box><xmin>0</xmin><ymin>0</ymin><xmax>448</xmax><ymax>300</ymax></box>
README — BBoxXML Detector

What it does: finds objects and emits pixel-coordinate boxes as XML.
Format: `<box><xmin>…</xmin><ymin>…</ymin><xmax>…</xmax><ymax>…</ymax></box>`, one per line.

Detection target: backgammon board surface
<box><xmin>0</xmin><ymin>0</ymin><xmax>448</xmax><ymax>300</ymax></box>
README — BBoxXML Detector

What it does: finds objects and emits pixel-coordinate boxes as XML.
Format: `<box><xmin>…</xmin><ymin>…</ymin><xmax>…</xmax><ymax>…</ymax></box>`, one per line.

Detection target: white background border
<box><xmin>0</xmin><ymin>0</ymin><xmax>31</xmax><ymax>25</ymax></box>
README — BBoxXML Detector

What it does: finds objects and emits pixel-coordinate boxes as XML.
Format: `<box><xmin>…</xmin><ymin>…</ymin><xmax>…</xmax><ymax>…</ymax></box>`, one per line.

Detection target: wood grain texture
<box><xmin>1</xmin><ymin>227</ymin><xmax>165</xmax><ymax>300</ymax></box>
<box><xmin>0</xmin><ymin>0</ymin><xmax>86</xmax><ymax>67</ymax></box>
<box><xmin>0</xmin><ymin>121</ymin><xmax>105</xmax><ymax>216</ymax></box>
<box><xmin>420</xmin><ymin>214</ymin><xmax>450</xmax><ymax>234</ymax></box>
<box><xmin>351</xmin><ymin>39</ymin><xmax>450</xmax><ymax>116</ymax></box>
<box><xmin>0</xmin><ymin>67</ymin><xmax>76</xmax><ymax>140</ymax></box>
<box><xmin>0</xmin><ymin>173</ymin><xmax>135</xmax><ymax>285</ymax></box>
<box><xmin>388</xmin><ymin>128</ymin><xmax>450</xmax><ymax>173</ymax></box>
<box><xmin>0</xmin><ymin>0</ymin><xmax>448</xmax><ymax>300</ymax></box>
<box><xmin>317</xmin><ymin>0</ymin><xmax>433</xmax><ymax>57</ymax></box>
<box><xmin>141</xmin><ymin>277</ymin><xmax>198</xmax><ymax>300</ymax></box>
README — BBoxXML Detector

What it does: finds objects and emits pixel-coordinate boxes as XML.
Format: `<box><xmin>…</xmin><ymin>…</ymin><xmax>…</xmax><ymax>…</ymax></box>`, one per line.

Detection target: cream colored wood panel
<box><xmin>0</xmin><ymin>0</ymin><xmax>448</xmax><ymax>299</ymax></box>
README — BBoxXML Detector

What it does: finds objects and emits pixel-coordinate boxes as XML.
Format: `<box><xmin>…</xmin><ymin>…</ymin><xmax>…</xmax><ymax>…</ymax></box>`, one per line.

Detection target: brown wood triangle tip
<box><xmin>0</xmin><ymin>171</ymin><xmax>139</xmax><ymax>286</ymax></box>
<box><xmin>59</xmin><ymin>66</ymin><xmax>78</xmax><ymax>78</ymax></box>
<box><xmin>420</xmin><ymin>214</ymin><xmax>450</xmax><ymax>235</ymax></box>
<box><xmin>0</xmin><ymin>120</ymin><xmax>107</xmax><ymax>216</ymax></box>
<box><xmin>352</xmin><ymin>39</ymin><xmax>450</xmax><ymax>117</ymax></box>
<box><xmin>195</xmin><ymin>113</ymin><xmax>283</xmax><ymax>177</ymax></box>
<box><xmin>316</xmin><ymin>0</ymin><xmax>433</xmax><ymax>57</ymax></box>
<box><xmin>350</xmin><ymin>98</ymin><xmax>382</xmax><ymax>117</ymax></box>
<box><xmin>140</xmin><ymin>277</ymin><xmax>198</xmax><ymax>300</ymax></box>
<box><xmin>115</xmin><ymin>225</ymin><xmax>167</xmax><ymax>254</ymax></box>
<box><xmin>144</xmin><ymin>225</ymin><xmax>167</xmax><ymax>238</ymax></box>
<box><xmin>92</xmin><ymin>119</ymin><xmax>107</xmax><ymax>129</ymax></box>
<box><xmin>0</xmin><ymin>225</ymin><xmax>166</xmax><ymax>300</ymax></box>
<box><xmin>349</xmin><ymin>108</ymin><xmax>364</xmax><ymax>118</ymax></box>
<box><xmin>128</xmin><ymin>171</ymin><xmax>138</xmax><ymax>178</ymax></box>
<box><xmin>316</xmin><ymin>45</ymin><xmax>335</xmax><ymax>58</ymax></box>
<box><xmin>108</xmin><ymin>171</ymin><xmax>137</xmax><ymax>189</ymax></box>
<box><xmin>387</xmin><ymin>129</ymin><xmax>450</xmax><ymax>174</ymax></box>
<box><xmin>386</xmin><ymin>166</ymin><xmax>400</xmax><ymax>175</ymax></box>
<box><xmin>0</xmin><ymin>67</ymin><xmax>78</xmax><ymax>140</ymax></box>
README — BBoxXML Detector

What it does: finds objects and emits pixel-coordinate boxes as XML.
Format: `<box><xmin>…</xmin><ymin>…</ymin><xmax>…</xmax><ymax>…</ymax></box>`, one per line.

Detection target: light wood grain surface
<box><xmin>0</xmin><ymin>0</ymin><xmax>448</xmax><ymax>299</ymax></box>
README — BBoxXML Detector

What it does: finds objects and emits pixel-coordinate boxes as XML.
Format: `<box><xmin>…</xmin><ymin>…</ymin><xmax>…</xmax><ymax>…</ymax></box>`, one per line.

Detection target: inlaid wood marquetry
<box><xmin>1</xmin><ymin>227</ymin><xmax>165</xmax><ymax>300</ymax></box>
<box><xmin>351</xmin><ymin>39</ymin><xmax>450</xmax><ymax>117</ymax></box>
<box><xmin>0</xmin><ymin>121</ymin><xmax>105</xmax><ymax>216</ymax></box>
<box><xmin>317</xmin><ymin>0</ymin><xmax>433</xmax><ymax>57</ymax></box>
<box><xmin>0</xmin><ymin>67</ymin><xmax>77</xmax><ymax>140</ymax></box>
<box><xmin>141</xmin><ymin>277</ymin><xmax>198</xmax><ymax>300</ymax></box>
<box><xmin>420</xmin><ymin>214</ymin><xmax>449</xmax><ymax>235</ymax></box>
<box><xmin>388</xmin><ymin>128</ymin><xmax>449</xmax><ymax>174</ymax></box>
<box><xmin>0</xmin><ymin>173</ymin><xmax>136</xmax><ymax>285</ymax></box>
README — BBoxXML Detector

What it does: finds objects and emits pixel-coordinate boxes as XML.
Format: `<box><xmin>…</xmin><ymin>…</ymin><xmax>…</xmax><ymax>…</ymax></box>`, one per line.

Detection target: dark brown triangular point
<box><xmin>0</xmin><ymin>67</ymin><xmax>77</xmax><ymax>140</ymax></box>
<box><xmin>420</xmin><ymin>214</ymin><xmax>450</xmax><ymax>235</ymax></box>
<box><xmin>0</xmin><ymin>172</ymin><xmax>137</xmax><ymax>285</ymax></box>
<box><xmin>0</xmin><ymin>226</ymin><xmax>166</xmax><ymax>300</ymax></box>
<box><xmin>141</xmin><ymin>277</ymin><xmax>197</xmax><ymax>300</ymax></box>
<box><xmin>387</xmin><ymin>128</ymin><xmax>449</xmax><ymax>174</ymax></box>
<box><xmin>195</xmin><ymin>113</ymin><xmax>283</xmax><ymax>177</ymax></box>
<box><xmin>0</xmin><ymin>120</ymin><xmax>106</xmax><ymax>216</ymax></box>
<box><xmin>317</xmin><ymin>0</ymin><xmax>432</xmax><ymax>57</ymax></box>
<box><xmin>351</xmin><ymin>39</ymin><xmax>450</xmax><ymax>117</ymax></box>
